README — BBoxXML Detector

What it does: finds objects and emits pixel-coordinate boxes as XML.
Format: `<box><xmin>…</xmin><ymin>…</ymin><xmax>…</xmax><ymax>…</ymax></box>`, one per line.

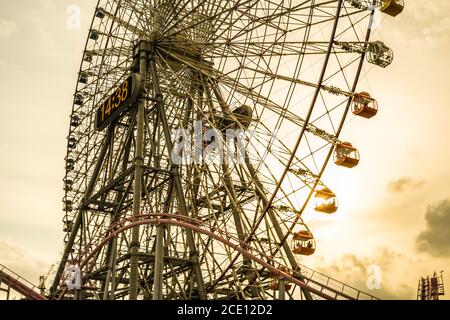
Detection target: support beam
<box><xmin>152</xmin><ymin>226</ymin><xmax>164</xmax><ymax>300</ymax></box>
<box><xmin>279</xmin><ymin>278</ymin><xmax>286</xmax><ymax>300</ymax></box>
<box><xmin>148</xmin><ymin>45</ymin><xmax>207</xmax><ymax>300</ymax></box>
<box><xmin>129</xmin><ymin>42</ymin><xmax>148</xmax><ymax>300</ymax></box>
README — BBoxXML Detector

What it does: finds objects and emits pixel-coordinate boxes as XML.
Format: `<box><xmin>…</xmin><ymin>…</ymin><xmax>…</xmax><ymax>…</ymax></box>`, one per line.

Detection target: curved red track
<box><xmin>0</xmin><ymin>264</ymin><xmax>46</xmax><ymax>300</ymax></box>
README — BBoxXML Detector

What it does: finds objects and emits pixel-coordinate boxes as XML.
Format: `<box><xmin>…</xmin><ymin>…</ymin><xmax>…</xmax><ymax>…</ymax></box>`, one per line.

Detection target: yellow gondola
<box><xmin>292</xmin><ymin>231</ymin><xmax>316</xmax><ymax>256</ymax></box>
<box><xmin>314</xmin><ymin>187</ymin><xmax>338</xmax><ymax>214</ymax></box>
<box><xmin>380</xmin><ymin>0</ymin><xmax>404</xmax><ymax>17</ymax></box>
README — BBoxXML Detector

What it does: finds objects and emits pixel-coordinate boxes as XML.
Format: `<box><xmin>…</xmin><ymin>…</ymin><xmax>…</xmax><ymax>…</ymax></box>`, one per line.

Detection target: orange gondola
<box><xmin>352</xmin><ymin>92</ymin><xmax>378</xmax><ymax>119</ymax></box>
<box><xmin>334</xmin><ymin>142</ymin><xmax>360</xmax><ymax>168</ymax></box>
<box><xmin>293</xmin><ymin>230</ymin><xmax>314</xmax><ymax>241</ymax></box>
<box><xmin>269</xmin><ymin>266</ymin><xmax>293</xmax><ymax>290</ymax></box>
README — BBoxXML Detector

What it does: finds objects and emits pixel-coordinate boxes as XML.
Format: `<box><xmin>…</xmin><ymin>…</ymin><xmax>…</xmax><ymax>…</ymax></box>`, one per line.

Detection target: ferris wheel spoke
<box><xmin>159</xmin><ymin>0</ymin><xmax>192</xmax><ymax>32</ymax></box>
<box><xmin>207</xmin><ymin>41</ymin><xmax>328</xmax><ymax>58</ymax></box>
<box><xmin>212</xmin><ymin>74</ymin><xmax>342</xmax><ymax>146</ymax></box>
<box><xmin>85</xmin><ymin>45</ymin><xmax>134</xmax><ymax>59</ymax></box>
<box><xmin>249</xmin><ymin>116</ymin><xmax>328</xmax><ymax>185</ymax></box>
<box><xmin>164</xmin><ymin>0</ymin><xmax>256</xmax><ymax>39</ymax></box>
<box><xmin>97</xmin><ymin>6</ymin><xmax>146</xmax><ymax>37</ymax></box>
<box><xmin>224</xmin><ymin>0</ymin><xmax>338</xmax><ymax>43</ymax></box>
<box><xmin>156</xmin><ymin>59</ymin><xmax>344</xmax><ymax>185</ymax></box>
<box><xmin>246</xmin><ymin>132</ymin><xmax>321</xmax><ymax>207</ymax></box>
<box><xmin>207</xmin><ymin>39</ymin><xmax>376</xmax><ymax>58</ymax></box>
<box><xmin>202</xmin><ymin>0</ymin><xmax>261</xmax><ymax>48</ymax></box>
<box><xmin>161</xmin><ymin>0</ymin><xmax>217</xmax><ymax>37</ymax></box>
<box><xmin>337</xmin><ymin>4</ymin><xmax>369</xmax><ymax>42</ymax></box>
<box><xmin>243</xmin><ymin>65</ymin><xmax>352</xmax><ymax>97</ymax></box>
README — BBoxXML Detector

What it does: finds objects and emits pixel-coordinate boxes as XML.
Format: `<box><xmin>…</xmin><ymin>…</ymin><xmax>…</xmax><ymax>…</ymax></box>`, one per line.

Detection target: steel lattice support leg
<box><xmin>148</xmin><ymin>46</ymin><xmax>206</xmax><ymax>300</ymax></box>
<box><xmin>129</xmin><ymin>43</ymin><xmax>148</xmax><ymax>300</ymax></box>
<box><xmin>50</xmin><ymin>130</ymin><xmax>113</xmax><ymax>298</ymax></box>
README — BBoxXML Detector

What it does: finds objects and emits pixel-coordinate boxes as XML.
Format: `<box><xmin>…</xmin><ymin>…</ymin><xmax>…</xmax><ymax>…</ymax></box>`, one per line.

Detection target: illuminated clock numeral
<box><xmin>105</xmin><ymin>98</ymin><xmax>111</xmax><ymax>116</ymax></box>
<box><xmin>121</xmin><ymin>80</ymin><xmax>129</xmax><ymax>101</ymax></box>
<box><xmin>101</xmin><ymin>104</ymin><xmax>105</xmax><ymax>121</ymax></box>
<box><xmin>115</xmin><ymin>87</ymin><xmax>122</xmax><ymax>108</ymax></box>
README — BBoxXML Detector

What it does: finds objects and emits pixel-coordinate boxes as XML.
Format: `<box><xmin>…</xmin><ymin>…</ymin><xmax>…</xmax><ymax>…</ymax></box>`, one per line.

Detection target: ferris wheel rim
<box><xmin>55</xmin><ymin>0</ymin><xmax>387</xmax><ymax>300</ymax></box>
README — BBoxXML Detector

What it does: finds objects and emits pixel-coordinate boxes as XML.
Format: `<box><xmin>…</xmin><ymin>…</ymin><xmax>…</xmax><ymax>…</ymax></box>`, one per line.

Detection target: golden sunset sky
<box><xmin>0</xmin><ymin>0</ymin><xmax>449</xmax><ymax>300</ymax></box>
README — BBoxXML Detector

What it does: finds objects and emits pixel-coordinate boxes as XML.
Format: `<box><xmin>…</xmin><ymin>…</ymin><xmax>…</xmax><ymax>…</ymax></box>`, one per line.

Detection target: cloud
<box><xmin>406</xmin><ymin>0</ymin><xmax>450</xmax><ymax>23</ymax></box>
<box><xmin>387</xmin><ymin>177</ymin><xmax>425</xmax><ymax>193</ymax></box>
<box><xmin>37</xmin><ymin>0</ymin><xmax>56</xmax><ymax>11</ymax></box>
<box><xmin>0</xmin><ymin>239</ymin><xmax>48</xmax><ymax>289</ymax></box>
<box><xmin>416</xmin><ymin>199</ymin><xmax>450</xmax><ymax>257</ymax></box>
<box><xmin>313</xmin><ymin>247</ymin><xmax>416</xmax><ymax>300</ymax></box>
<box><xmin>382</xmin><ymin>0</ymin><xmax>450</xmax><ymax>49</ymax></box>
<box><xmin>0</xmin><ymin>19</ymin><xmax>17</xmax><ymax>38</ymax></box>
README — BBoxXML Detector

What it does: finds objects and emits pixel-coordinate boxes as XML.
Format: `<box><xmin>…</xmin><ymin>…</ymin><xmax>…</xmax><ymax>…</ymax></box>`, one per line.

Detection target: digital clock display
<box><xmin>95</xmin><ymin>74</ymin><xmax>142</xmax><ymax>131</ymax></box>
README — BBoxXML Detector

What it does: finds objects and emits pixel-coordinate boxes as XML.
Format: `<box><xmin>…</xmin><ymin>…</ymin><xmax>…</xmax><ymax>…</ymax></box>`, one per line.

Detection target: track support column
<box><xmin>279</xmin><ymin>278</ymin><xmax>286</xmax><ymax>300</ymax></box>
<box><xmin>153</xmin><ymin>225</ymin><xmax>164</xmax><ymax>300</ymax></box>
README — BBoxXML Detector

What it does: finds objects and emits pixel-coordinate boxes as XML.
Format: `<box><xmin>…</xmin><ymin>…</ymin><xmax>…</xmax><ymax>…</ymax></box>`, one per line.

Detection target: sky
<box><xmin>0</xmin><ymin>0</ymin><xmax>449</xmax><ymax>300</ymax></box>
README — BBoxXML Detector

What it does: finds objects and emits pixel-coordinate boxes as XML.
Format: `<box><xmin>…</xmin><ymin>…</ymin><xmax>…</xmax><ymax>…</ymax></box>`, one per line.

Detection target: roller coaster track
<box><xmin>0</xmin><ymin>264</ymin><xmax>46</xmax><ymax>300</ymax></box>
<box><xmin>54</xmin><ymin>213</ymin><xmax>379</xmax><ymax>300</ymax></box>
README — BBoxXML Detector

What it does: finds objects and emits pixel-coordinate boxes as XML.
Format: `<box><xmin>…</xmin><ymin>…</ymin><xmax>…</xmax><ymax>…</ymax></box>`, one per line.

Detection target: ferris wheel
<box><xmin>50</xmin><ymin>0</ymin><xmax>404</xmax><ymax>300</ymax></box>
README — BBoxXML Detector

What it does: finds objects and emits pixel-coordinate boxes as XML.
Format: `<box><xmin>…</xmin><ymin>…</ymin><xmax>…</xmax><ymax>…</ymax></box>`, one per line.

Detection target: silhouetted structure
<box><xmin>417</xmin><ymin>271</ymin><xmax>445</xmax><ymax>300</ymax></box>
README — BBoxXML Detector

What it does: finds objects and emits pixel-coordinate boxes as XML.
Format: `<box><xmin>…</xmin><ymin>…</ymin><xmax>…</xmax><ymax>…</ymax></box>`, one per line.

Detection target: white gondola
<box><xmin>367</xmin><ymin>41</ymin><xmax>394</xmax><ymax>68</ymax></box>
